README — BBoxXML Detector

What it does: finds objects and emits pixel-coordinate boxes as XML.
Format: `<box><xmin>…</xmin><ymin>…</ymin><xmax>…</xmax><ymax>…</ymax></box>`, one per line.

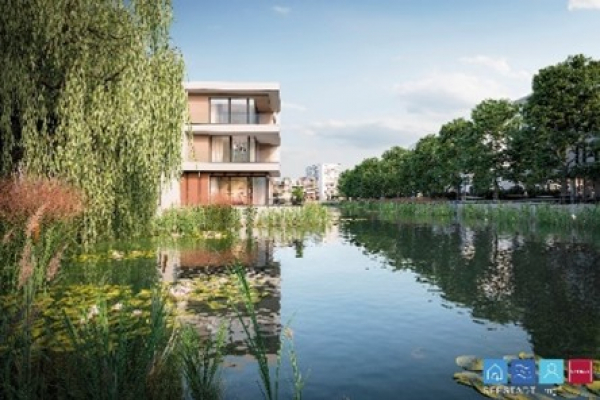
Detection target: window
<box><xmin>211</xmin><ymin>136</ymin><xmax>256</xmax><ymax>162</ymax></box>
<box><xmin>210</xmin><ymin>99</ymin><xmax>229</xmax><ymax>123</ymax></box>
<box><xmin>232</xmin><ymin>136</ymin><xmax>249</xmax><ymax>162</ymax></box>
<box><xmin>211</xmin><ymin>137</ymin><xmax>231</xmax><ymax>162</ymax></box>
<box><xmin>209</xmin><ymin>98</ymin><xmax>257</xmax><ymax>124</ymax></box>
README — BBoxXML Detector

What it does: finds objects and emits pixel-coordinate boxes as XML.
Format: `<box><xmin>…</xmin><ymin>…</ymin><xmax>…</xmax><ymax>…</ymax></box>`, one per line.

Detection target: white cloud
<box><xmin>309</xmin><ymin>118</ymin><xmax>438</xmax><ymax>149</ymax></box>
<box><xmin>282</xmin><ymin>101</ymin><xmax>307</xmax><ymax>112</ymax></box>
<box><xmin>568</xmin><ymin>0</ymin><xmax>600</xmax><ymax>10</ymax></box>
<box><xmin>272</xmin><ymin>5</ymin><xmax>291</xmax><ymax>15</ymax></box>
<box><xmin>460</xmin><ymin>56</ymin><xmax>530</xmax><ymax>79</ymax></box>
<box><xmin>394</xmin><ymin>72</ymin><xmax>510</xmax><ymax>115</ymax></box>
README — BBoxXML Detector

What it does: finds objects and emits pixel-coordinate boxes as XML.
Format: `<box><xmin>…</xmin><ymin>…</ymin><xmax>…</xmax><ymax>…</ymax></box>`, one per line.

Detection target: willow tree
<box><xmin>0</xmin><ymin>0</ymin><xmax>186</xmax><ymax>240</ymax></box>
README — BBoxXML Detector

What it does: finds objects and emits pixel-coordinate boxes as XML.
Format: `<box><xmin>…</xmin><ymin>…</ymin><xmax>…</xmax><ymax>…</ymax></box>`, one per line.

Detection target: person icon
<box><xmin>544</xmin><ymin>363</ymin><xmax>559</xmax><ymax>379</ymax></box>
<box><xmin>539</xmin><ymin>359</ymin><xmax>564</xmax><ymax>384</ymax></box>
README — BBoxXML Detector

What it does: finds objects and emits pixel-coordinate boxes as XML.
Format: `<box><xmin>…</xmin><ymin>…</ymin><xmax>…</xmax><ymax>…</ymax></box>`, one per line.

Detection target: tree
<box><xmin>468</xmin><ymin>99</ymin><xmax>520</xmax><ymax>199</ymax></box>
<box><xmin>522</xmin><ymin>54</ymin><xmax>600</xmax><ymax>200</ymax></box>
<box><xmin>380</xmin><ymin>146</ymin><xmax>411</xmax><ymax>197</ymax></box>
<box><xmin>437</xmin><ymin>118</ymin><xmax>473</xmax><ymax>198</ymax></box>
<box><xmin>410</xmin><ymin>135</ymin><xmax>445</xmax><ymax>196</ymax></box>
<box><xmin>0</xmin><ymin>0</ymin><xmax>186</xmax><ymax>240</ymax></box>
<box><xmin>291</xmin><ymin>186</ymin><xmax>304</xmax><ymax>205</ymax></box>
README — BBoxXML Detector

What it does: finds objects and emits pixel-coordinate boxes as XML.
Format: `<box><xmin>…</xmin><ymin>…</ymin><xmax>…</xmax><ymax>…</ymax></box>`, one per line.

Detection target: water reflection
<box><xmin>339</xmin><ymin>219</ymin><xmax>600</xmax><ymax>359</ymax></box>
<box><xmin>159</xmin><ymin>238</ymin><xmax>282</xmax><ymax>356</ymax></box>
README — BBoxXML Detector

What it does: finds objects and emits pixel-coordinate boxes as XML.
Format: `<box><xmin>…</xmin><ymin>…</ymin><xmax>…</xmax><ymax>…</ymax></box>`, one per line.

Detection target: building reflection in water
<box><xmin>159</xmin><ymin>238</ymin><xmax>281</xmax><ymax>356</ymax></box>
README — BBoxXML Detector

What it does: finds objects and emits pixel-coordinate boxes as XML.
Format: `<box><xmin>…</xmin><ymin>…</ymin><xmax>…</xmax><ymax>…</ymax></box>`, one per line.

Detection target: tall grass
<box><xmin>153</xmin><ymin>205</ymin><xmax>241</xmax><ymax>237</ymax></box>
<box><xmin>179</xmin><ymin>324</ymin><xmax>226</xmax><ymax>400</ymax></box>
<box><xmin>231</xmin><ymin>266</ymin><xmax>305</xmax><ymax>400</ymax></box>
<box><xmin>340</xmin><ymin>200</ymin><xmax>600</xmax><ymax>230</ymax></box>
<box><xmin>0</xmin><ymin>177</ymin><xmax>229</xmax><ymax>400</ymax></box>
<box><xmin>253</xmin><ymin>204</ymin><xmax>332</xmax><ymax>230</ymax></box>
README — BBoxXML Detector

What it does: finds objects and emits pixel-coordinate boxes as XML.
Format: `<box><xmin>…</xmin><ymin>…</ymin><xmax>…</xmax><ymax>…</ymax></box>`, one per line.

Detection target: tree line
<box><xmin>339</xmin><ymin>55</ymin><xmax>600</xmax><ymax>201</ymax></box>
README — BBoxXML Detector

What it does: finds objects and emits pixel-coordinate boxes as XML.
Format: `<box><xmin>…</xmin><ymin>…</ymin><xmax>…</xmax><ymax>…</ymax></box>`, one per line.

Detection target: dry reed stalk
<box><xmin>2</xmin><ymin>227</ymin><xmax>14</xmax><ymax>244</ymax></box>
<box><xmin>46</xmin><ymin>244</ymin><xmax>68</xmax><ymax>282</ymax></box>
<box><xmin>18</xmin><ymin>240</ymin><xmax>34</xmax><ymax>288</ymax></box>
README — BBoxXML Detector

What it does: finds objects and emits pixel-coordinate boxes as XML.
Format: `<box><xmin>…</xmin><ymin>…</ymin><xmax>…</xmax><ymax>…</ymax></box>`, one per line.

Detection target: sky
<box><xmin>170</xmin><ymin>0</ymin><xmax>600</xmax><ymax>178</ymax></box>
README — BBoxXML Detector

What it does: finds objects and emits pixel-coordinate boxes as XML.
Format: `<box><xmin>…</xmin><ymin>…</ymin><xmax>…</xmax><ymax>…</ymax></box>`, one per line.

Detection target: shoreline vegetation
<box><xmin>152</xmin><ymin>203</ymin><xmax>334</xmax><ymax>238</ymax></box>
<box><xmin>0</xmin><ymin>177</ymin><xmax>306</xmax><ymax>400</ymax></box>
<box><xmin>339</xmin><ymin>200</ymin><xmax>600</xmax><ymax>229</ymax></box>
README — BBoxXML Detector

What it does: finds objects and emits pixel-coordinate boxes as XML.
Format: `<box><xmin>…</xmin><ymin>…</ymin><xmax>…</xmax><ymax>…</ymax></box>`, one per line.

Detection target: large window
<box><xmin>209</xmin><ymin>176</ymin><xmax>268</xmax><ymax>205</ymax></box>
<box><xmin>211</xmin><ymin>136</ymin><xmax>256</xmax><ymax>163</ymax></box>
<box><xmin>210</xmin><ymin>98</ymin><xmax>257</xmax><ymax>124</ymax></box>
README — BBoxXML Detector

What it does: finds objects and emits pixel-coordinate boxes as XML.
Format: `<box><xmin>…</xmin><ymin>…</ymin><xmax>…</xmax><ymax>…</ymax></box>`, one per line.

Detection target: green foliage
<box><xmin>339</xmin><ymin>55</ymin><xmax>600</xmax><ymax>201</ymax></box>
<box><xmin>152</xmin><ymin>205</ymin><xmax>241</xmax><ymax>237</ymax></box>
<box><xmin>522</xmin><ymin>54</ymin><xmax>600</xmax><ymax>193</ymax></box>
<box><xmin>179</xmin><ymin>324</ymin><xmax>226</xmax><ymax>400</ymax></box>
<box><xmin>291</xmin><ymin>186</ymin><xmax>304</xmax><ymax>205</ymax></box>
<box><xmin>231</xmin><ymin>266</ymin><xmax>305</xmax><ymax>400</ymax></box>
<box><xmin>254</xmin><ymin>204</ymin><xmax>332</xmax><ymax>230</ymax></box>
<box><xmin>468</xmin><ymin>99</ymin><xmax>520</xmax><ymax>199</ymax></box>
<box><xmin>0</xmin><ymin>286</ymin><xmax>183</xmax><ymax>400</ymax></box>
<box><xmin>0</xmin><ymin>0</ymin><xmax>186</xmax><ymax>241</ymax></box>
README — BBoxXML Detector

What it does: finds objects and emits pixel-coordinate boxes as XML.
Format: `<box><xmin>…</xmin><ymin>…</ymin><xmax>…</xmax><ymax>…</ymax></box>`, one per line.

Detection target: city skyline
<box><xmin>171</xmin><ymin>0</ymin><xmax>600</xmax><ymax>177</ymax></box>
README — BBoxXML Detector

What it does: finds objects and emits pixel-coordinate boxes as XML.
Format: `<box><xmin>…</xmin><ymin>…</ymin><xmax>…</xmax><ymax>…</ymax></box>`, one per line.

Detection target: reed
<box><xmin>179</xmin><ymin>323</ymin><xmax>226</xmax><ymax>400</ymax></box>
<box><xmin>340</xmin><ymin>200</ymin><xmax>600</xmax><ymax>230</ymax></box>
<box><xmin>152</xmin><ymin>205</ymin><xmax>241</xmax><ymax>237</ymax></box>
<box><xmin>253</xmin><ymin>204</ymin><xmax>332</xmax><ymax>230</ymax></box>
<box><xmin>231</xmin><ymin>265</ymin><xmax>305</xmax><ymax>400</ymax></box>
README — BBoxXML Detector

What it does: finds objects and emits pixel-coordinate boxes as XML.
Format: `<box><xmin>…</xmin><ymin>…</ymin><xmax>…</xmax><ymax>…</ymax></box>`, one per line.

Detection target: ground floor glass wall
<box><xmin>209</xmin><ymin>176</ymin><xmax>268</xmax><ymax>205</ymax></box>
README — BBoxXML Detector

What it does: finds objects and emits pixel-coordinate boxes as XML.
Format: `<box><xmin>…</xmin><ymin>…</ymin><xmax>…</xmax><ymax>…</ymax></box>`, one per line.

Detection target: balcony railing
<box><xmin>209</xmin><ymin>112</ymin><xmax>276</xmax><ymax>125</ymax></box>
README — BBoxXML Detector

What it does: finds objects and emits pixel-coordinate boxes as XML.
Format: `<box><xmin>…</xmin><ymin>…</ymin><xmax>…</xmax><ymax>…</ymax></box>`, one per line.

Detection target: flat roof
<box><xmin>184</xmin><ymin>81</ymin><xmax>280</xmax><ymax>92</ymax></box>
<box><xmin>185</xmin><ymin>81</ymin><xmax>280</xmax><ymax>112</ymax></box>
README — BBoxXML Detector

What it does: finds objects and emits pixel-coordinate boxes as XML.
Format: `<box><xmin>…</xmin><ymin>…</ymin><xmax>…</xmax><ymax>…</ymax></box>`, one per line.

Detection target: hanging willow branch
<box><xmin>0</xmin><ymin>0</ymin><xmax>186</xmax><ymax>241</ymax></box>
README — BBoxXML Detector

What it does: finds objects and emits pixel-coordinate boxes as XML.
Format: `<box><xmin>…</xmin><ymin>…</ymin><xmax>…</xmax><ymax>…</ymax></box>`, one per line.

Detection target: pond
<box><xmin>64</xmin><ymin>216</ymin><xmax>600</xmax><ymax>399</ymax></box>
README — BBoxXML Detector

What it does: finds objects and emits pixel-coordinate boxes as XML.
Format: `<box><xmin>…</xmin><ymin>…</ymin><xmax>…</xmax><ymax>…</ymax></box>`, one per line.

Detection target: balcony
<box><xmin>183</xmin><ymin>161</ymin><xmax>280</xmax><ymax>177</ymax></box>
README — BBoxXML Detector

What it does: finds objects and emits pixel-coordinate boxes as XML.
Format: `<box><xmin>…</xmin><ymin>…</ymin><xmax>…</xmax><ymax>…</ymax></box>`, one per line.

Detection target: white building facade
<box><xmin>305</xmin><ymin>163</ymin><xmax>342</xmax><ymax>201</ymax></box>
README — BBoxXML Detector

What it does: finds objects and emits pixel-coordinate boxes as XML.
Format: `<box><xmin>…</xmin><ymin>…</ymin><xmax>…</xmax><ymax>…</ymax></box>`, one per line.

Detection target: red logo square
<box><xmin>567</xmin><ymin>359</ymin><xmax>593</xmax><ymax>384</ymax></box>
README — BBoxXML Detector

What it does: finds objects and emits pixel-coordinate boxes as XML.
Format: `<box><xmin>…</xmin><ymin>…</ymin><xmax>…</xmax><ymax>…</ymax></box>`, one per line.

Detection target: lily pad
<box><xmin>456</xmin><ymin>355</ymin><xmax>484</xmax><ymax>371</ymax></box>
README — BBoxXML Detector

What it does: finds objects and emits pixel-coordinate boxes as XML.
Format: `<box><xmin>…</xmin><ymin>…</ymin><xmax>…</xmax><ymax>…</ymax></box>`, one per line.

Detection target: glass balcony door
<box><xmin>211</xmin><ymin>136</ymin><xmax>256</xmax><ymax>163</ymax></box>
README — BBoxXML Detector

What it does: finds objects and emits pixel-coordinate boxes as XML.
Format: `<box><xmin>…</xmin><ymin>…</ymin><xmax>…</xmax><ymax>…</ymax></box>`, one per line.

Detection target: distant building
<box><xmin>273</xmin><ymin>177</ymin><xmax>293</xmax><ymax>204</ymax></box>
<box><xmin>305</xmin><ymin>163</ymin><xmax>342</xmax><ymax>201</ymax></box>
<box><xmin>296</xmin><ymin>176</ymin><xmax>317</xmax><ymax>201</ymax></box>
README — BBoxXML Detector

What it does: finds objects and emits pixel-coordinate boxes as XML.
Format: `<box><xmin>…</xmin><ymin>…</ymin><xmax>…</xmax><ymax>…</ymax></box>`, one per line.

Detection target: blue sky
<box><xmin>171</xmin><ymin>0</ymin><xmax>600</xmax><ymax>178</ymax></box>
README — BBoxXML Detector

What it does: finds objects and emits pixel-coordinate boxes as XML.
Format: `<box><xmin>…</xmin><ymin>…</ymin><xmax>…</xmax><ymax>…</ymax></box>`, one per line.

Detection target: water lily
<box><xmin>87</xmin><ymin>304</ymin><xmax>99</xmax><ymax>319</ymax></box>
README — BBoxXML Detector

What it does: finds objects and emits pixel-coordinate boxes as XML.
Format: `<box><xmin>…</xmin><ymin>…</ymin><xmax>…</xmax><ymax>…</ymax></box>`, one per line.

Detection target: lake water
<box><xmin>66</xmin><ymin>216</ymin><xmax>600</xmax><ymax>399</ymax></box>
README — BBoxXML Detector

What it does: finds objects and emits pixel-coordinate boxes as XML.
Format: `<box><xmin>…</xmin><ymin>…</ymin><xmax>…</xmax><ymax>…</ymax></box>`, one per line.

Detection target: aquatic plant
<box><xmin>340</xmin><ymin>200</ymin><xmax>600</xmax><ymax>230</ymax></box>
<box><xmin>152</xmin><ymin>205</ymin><xmax>241</xmax><ymax>237</ymax></box>
<box><xmin>179</xmin><ymin>323</ymin><xmax>226</xmax><ymax>400</ymax></box>
<box><xmin>254</xmin><ymin>204</ymin><xmax>333</xmax><ymax>230</ymax></box>
<box><xmin>231</xmin><ymin>266</ymin><xmax>305</xmax><ymax>400</ymax></box>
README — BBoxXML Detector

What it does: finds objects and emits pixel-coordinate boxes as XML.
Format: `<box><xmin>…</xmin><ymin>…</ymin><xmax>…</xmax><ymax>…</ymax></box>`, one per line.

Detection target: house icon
<box><xmin>486</xmin><ymin>363</ymin><xmax>504</xmax><ymax>382</ymax></box>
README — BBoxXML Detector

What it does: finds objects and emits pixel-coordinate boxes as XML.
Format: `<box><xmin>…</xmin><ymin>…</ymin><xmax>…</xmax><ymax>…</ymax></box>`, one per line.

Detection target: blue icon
<box><xmin>510</xmin><ymin>359</ymin><xmax>536</xmax><ymax>385</ymax></box>
<box><xmin>539</xmin><ymin>359</ymin><xmax>564</xmax><ymax>384</ymax></box>
<box><xmin>484</xmin><ymin>359</ymin><xmax>508</xmax><ymax>385</ymax></box>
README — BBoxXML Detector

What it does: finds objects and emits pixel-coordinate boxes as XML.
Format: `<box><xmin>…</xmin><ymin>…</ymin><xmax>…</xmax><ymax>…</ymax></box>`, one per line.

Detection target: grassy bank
<box><xmin>339</xmin><ymin>200</ymin><xmax>600</xmax><ymax>229</ymax></box>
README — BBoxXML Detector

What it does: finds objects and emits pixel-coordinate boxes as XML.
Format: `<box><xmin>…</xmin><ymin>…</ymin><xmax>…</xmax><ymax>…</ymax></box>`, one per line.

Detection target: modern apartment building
<box><xmin>305</xmin><ymin>163</ymin><xmax>342</xmax><ymax>201</ymax></box>
<box><xmin>160</xmin><ymin>82</ymin><xmax>281</xmax><ymax>208</ymax></box>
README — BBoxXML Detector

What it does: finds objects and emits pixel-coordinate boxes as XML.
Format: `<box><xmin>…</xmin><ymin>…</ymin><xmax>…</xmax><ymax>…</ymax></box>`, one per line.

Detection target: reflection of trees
<box><xmin>340</xmin><ymin>220</ymin><xmax>600</xmax><ymax>358</ymax></box>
